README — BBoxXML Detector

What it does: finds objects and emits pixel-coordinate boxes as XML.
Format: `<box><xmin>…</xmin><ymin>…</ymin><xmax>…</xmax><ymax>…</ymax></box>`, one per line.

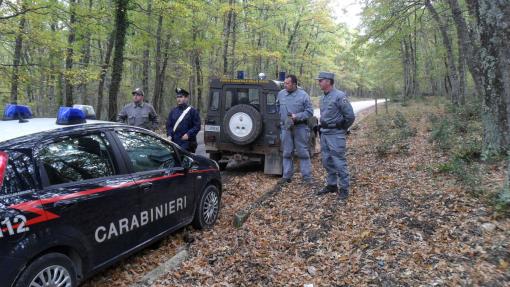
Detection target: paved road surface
<box><xmin>195</xmin><ymin>99</ymin><xmax>387</xmax><ymax>157</ymax></box>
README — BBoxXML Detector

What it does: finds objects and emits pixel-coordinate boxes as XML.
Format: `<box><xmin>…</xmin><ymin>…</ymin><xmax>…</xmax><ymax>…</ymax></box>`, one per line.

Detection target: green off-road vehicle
<box><xmin>204</xmin><ymin>76</ymin><xmax>319</xmax><ymax>175</ymax></box>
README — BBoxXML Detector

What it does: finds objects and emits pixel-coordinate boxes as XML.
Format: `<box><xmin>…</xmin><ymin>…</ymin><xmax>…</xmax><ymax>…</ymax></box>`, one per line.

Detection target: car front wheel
<box><xmin>192</xmin><ymin>184</ymin><xmax>221</xmax><ymax>229</ymax></box>
<box><xmin>15</xmin><ymin>253</ymin><xmax>77</xmax><ymax>287</ymax></box>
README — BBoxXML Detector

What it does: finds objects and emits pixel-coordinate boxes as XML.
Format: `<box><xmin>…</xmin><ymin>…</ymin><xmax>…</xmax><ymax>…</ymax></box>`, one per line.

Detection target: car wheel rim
<box><xmin>30</xmin><ymin>265</ymin><xmax>72</xmax><ymax>287</ymax></box>
<box><xmin>228</xmin><ymin>112</ymin><xmax>253</xmax><ymax>138</ymax></box>
<box><xmin>203</xmin><ymin>188</ymin><xmax>219</xmax><ymax>225</ymax></box>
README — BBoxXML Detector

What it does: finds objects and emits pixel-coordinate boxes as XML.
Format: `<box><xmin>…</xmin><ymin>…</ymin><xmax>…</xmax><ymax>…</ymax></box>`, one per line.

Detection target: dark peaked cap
<box><xmin>175</xmin><ymin>88</ymin><xmax>190</xmax><ymax>97</ymax></box>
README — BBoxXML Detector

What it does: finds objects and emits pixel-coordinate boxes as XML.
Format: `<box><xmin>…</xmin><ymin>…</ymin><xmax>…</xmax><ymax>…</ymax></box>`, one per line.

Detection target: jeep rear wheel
<box><xmin>223</xmin><ymin>104</ymin><xmax>262</xmax><ymax>145</ymax></box>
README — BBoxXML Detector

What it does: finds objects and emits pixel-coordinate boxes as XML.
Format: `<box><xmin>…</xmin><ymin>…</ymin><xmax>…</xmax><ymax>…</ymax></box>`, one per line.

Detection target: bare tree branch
<box><xmin>0</xmin><ymin>6</ymin><xmax>49</xmax><ymax>20</ymax></box>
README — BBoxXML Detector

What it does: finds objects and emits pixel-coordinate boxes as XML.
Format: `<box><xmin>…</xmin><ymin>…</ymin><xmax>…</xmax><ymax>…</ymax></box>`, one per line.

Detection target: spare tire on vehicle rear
<box><xmin>223</xmin><ymin>104</ymin><xmax>262</xmax><ymax>145</ymax></box>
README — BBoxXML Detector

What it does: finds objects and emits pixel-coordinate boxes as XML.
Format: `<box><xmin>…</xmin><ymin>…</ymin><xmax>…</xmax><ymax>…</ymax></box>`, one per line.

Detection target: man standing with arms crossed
<box><xmin>117</xmin><ymin>88</ymin><xmax>159</xmax><ymax>131</ymax></box>
<box><xmin>277</xmin><ymin>74</ymin><xmax>315</xmax><ymax>186</ymax></box>
<box><xmin>316</xmin><ymin>72</ymin><xmax>355</xmax><ymax>200</ymax></box>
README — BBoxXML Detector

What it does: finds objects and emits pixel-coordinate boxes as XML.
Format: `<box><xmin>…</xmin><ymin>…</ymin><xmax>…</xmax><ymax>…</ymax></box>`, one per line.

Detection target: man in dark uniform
<box><xmin>166</xmin><ymin>88</ymin><xmax>201</xmax><ymax>153</ymax></box>
<box><xmin>117</xmin><ymin>88</ymin><xmax>159</xmax><ymax>131</ymax></box>
<box><xmin>315</xmin><ymin>72</ymin><xmax>355</xmax><ymax>200</ymax></box>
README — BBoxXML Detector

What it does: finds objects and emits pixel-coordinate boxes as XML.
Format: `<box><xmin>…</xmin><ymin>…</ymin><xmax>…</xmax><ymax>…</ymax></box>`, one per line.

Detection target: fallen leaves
<box><xmin>86</xmin><ymin>103</ymin><xmax>510</xmax><ymax>286</ymax></box>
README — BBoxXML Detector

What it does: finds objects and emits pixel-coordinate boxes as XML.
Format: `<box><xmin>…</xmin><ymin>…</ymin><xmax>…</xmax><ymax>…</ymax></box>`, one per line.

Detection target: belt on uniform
<box><xmin>320</xmin><ymin>126</ymin><xmax>345</xmax><ymax>131</ymax></box>
<box><xmin>280</xmin><ymin>120</ymin><xmax>308</xmax><ymax>126</ymax></box>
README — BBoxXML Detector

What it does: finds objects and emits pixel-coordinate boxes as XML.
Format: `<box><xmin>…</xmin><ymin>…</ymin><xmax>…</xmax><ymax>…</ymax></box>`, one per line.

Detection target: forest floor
<box><xmin>84</xmin><ymin>100</ymin><xmax>509</xmax><ymax>286</ymax></box>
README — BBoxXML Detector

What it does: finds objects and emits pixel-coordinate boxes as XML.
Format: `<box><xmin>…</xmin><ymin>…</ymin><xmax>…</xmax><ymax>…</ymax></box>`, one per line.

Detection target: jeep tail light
<box><xmin>205</xmin><ymin>135</ymin><xmax>216</xmax><ymax>143</ymax></box>
<box><xmin>0</xmin><ymin>151</ymin><xmax>8</xmax><ymax>188</ymax></box>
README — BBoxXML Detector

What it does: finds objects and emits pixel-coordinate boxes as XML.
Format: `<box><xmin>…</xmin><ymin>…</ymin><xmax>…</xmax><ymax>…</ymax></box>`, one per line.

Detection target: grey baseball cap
<box><xmin>316</xmin><ymin>71</ymin><xmax>335</xmax><ymax>80</ymax></box>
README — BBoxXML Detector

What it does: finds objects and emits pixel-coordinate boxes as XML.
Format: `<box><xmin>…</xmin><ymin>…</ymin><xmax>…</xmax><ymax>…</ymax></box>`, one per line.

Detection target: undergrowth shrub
<box><xmin>373</xmin><ymin>111</ymin><xmax>416</xmax><ymax>157</ymax></box>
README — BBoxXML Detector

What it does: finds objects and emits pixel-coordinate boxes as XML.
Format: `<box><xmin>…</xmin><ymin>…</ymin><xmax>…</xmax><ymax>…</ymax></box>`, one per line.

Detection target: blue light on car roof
<box><xmin>2</xmin><ymin>104</ymin><xmax>33</xmax><ymax>121</ymax></box>
<box><xmin>56</xmin><ymin>107</ymin><xmax>86</xmax><ymax>125</ymax></box>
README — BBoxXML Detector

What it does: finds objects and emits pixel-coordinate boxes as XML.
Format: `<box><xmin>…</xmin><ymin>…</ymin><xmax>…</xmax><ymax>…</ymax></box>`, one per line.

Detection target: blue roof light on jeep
<box><xmin>56</xmin><ymin>107</ymin><xmax>86</xmax><ymax>125</ymax></box>
<box><xmin>2</xmin><ymin>104</ymin><xmax>33</xmax><ymax>121</ymax></box>
<box><xmin>278</xmin><ymin>71</ymin><xmax>286</xmax><ymax>81</ymax></box>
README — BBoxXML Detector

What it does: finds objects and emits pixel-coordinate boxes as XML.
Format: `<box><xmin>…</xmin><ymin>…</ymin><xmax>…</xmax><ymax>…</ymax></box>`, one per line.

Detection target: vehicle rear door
<box><xmin>114</xmin><ymin>130</ymin><xmax>195</xmax><ymax>242</ymax></box>
<box><xmin>220</xmin><ymin>85</ymin><xmax>262</xmax><ymax>143</ymax></box>
<box><xmin>35</xmin><ymin>131</ymin><xmax>141</xmax><ymax>266</ymax></box>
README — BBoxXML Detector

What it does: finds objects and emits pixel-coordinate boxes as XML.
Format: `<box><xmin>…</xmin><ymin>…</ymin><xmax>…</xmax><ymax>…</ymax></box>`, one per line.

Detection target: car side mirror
<box><xmin>182</xmin><ymin>155</ymin><xmax>198</xmax><ymax>170</ymax></box>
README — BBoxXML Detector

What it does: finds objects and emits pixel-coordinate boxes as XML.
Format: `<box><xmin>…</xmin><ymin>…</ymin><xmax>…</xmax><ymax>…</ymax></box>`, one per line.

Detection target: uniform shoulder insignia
<box><xmin>342</xmin><ymin>97</ymin><xmax>348</xmax><ymax>104</ymax></box>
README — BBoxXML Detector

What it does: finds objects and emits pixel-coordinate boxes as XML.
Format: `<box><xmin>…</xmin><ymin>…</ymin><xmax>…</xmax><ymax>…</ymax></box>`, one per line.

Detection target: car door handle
<box><xmin>139</xmin><ymin>182</ymin><xmax>153</xmax><ymax>192</ymax></box>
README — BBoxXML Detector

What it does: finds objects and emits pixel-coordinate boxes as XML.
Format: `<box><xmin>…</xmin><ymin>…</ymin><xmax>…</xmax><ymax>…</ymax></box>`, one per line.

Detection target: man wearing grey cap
<box><xmin>277</xmin><ymin>74</ymin><xmax>315</xmax><ymax>186</ymax></box>
<box><xmin>316</xmin><ymin>72</ymin><xmax>355</xmax><ymax>200</ymax></box>
<box><xmin>117</xmin><ymin>87</ymin><xmax>159</xmax><ymax>131</ymax></box>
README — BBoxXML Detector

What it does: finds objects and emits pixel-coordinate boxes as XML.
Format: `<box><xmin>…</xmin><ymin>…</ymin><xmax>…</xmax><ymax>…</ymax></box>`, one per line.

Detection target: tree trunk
<box><xmin>457</xmin><ymin>40</ymin><xmax>466</xmax><ymax>105</ymax></box>
<box><xmin>65</xmin><ymin>0</ymin><xmax>77</xmax><ymax>107</ymax></box>
<box><xmin>79</xmin><ymin>0</ymin><xmax>93</xmax><ymax>105</ymax></box>
<box><xmin>477</xmin><ymin>0</ymin><xmax>510</xmax><ymax>156</ymax></box>
<box><xmin>194</xmin><ymin>53</ymin><xmax>203</xmax><ymax>112</ymax></box>
<box><xmin>222</xmin><ymin>0</ymin><xmax>233</xmax><ymax>75</ymax></box>
<box><xmin>108</xmin><ymin>0</ymin><xmax>129</xmax><ymax>121</ymax></box>
<box><xmin>153</xmin><ymin>13</ymin><xmax>163</xmax><ymax>114</ymax></box>
<box><xmin>157</xmin><ymin>32</ymin><xmax>172</xmax><ymax>115</ymax></box>
<box><xmin>425</xmin><ymin>0</ymin><xmax>460</xmax><ymax>105</ymax></box>
<box><xmin>423</xmin><ymin>36</ymin><xmax>437</xmax><ymax>96</ymax></box>
<box><xmin>97</xmin><ymin>31</ymin><xmax>115</xmax><ymax>120</ymax></box>
<box><xmin>287</xmin><ymin>7</ymin><xmax>303</xmax><ymax>50</ymax></box>
<box><xmin>10</xmin><ymin>15</ymin><xmax>26</xmax><ymax>104</ymax></box>
<box><xmin>142</xmin><ymin>0</ymin><xmax>152</xmax><ymax>97</ymax></box>
<box><xmin>400</xmin><ymin>38</ymin><xmax>413</xmax><ymax>102</ymax></box>
<box><xmin>448</xmin><ymin>0</ymin><xmax>483</xmax><ymax>100</ymax></box>
<box><xmin>191</xmin><ymin>6</ymin><xmax>203</xmax><ymax>112</ymax></box>
<box><xmin>230</xmin><ymin>5</ymin><xmax>237</xmax><ymax>76</ymax></box>
<box><xmin>411</xmin><ymin>13</ymin><xmax>420</xmax><ymax>97</ymax></box>
<box><xmin>46</xmin><ymin>22</ymin><xmax>58</xmax><ymax>109</ymax></box>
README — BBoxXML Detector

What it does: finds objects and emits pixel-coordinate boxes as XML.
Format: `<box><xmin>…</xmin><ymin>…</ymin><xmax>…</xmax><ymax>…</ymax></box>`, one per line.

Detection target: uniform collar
<box><xmin>134</xmin><ymin>102</ymin><xmax>144</xmax><ymax>108</ymax></box>
<box><xmin>286</xmin><ymin>89</ymin><xmax>297</xmax><ymax>96</ymax></box>
<box><xmin>178</xmin><ymin>103</ymin><xmax>189</xmax><ymax>110</ymax></box>
<box><xmin>324</xmin><ymin>88</ymin><xmax>335</xmax><ymax>96</ymax></box>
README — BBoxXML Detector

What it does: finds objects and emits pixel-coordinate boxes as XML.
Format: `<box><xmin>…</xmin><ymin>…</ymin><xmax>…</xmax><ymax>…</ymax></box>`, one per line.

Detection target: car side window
<box><xmin>0</xmin><ymin>149</ymin><xmax>37</xmax><ymax>194</ymax></box>
<box><xmin>210</xmin><ymin>90</ymin><xmax>220</xmax><ymax>111</ymax></box>
<box><xmin>38</xmin><ymin>134</ymin><xmax>116</xmax><ymax>186</ymax></box>
<box><xmin>225</xmin><ymin>90</ymin><xmax>233</xmax><ymax>111</ymax></box>
<box><xmin>248</xmin><ymin>88</ymin><xmax>260</xmax><ymax>106</ymax></box>
<box><xmin>116</xmin><ymin>131</ymin><xmax>178</xmax><ymax>172</ymax></box>
<box><xmin>266</xmin><ymin>93</ymin><xmax>277</xmax><ymax>114</ymax></box>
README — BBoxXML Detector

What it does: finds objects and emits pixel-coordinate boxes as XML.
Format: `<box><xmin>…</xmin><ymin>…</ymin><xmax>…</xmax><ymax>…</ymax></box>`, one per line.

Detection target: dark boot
<box><xmin>316</xmin><ymin>185</ymin><xmax>338</xmax><ymax>195</ymax></box>
<box><xmin>278</xmin><ymin>178</ymin><xmax>291</xmax><ymax>185</ymax></box>
<box><xmin>338</xmin><ymin>189</ymin><xmax>349</xmax><ymax>200</ymax></box>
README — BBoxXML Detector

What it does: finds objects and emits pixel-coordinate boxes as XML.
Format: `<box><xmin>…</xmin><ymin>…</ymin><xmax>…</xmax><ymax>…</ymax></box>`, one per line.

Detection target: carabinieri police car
<box><xmin>0</xmin><ymin>105</ymin><xmax>222</xmax><ymax>287</ymax></box>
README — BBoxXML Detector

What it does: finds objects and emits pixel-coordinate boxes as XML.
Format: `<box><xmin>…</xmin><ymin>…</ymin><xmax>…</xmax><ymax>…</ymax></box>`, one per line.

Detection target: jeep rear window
<box><xmin>0</xmin><ymin>149</ymin><xmax>37</xmax><ymax>194</ymax></box>
<box><xmin>224</xmin><ymin>88</ymin><xmax>260</xmax><ymax>110</ymax></box>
